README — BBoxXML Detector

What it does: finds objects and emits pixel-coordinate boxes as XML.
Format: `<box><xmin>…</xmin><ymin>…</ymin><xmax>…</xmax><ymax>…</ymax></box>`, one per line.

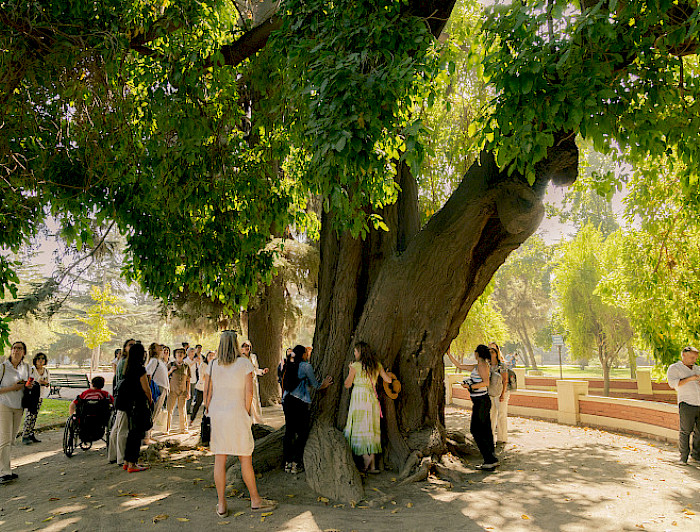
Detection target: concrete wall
<box><xmin>447</xmin><ymin>374</ymin><xmax>680</xmax><ymax>443</ymax></box>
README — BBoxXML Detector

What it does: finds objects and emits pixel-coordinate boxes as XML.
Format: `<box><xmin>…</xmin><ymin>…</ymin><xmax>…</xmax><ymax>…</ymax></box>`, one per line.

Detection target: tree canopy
<box><xmin>2</xmin><ymin>0</ymin><xmax>700</xmax><ymax>353</ymax></box>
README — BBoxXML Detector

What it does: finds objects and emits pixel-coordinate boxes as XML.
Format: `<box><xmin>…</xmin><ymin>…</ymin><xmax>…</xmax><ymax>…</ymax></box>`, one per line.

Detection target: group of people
<box><xmin>448</xmin><ymin>342</ymin><xmax>513</xmax><ymax>471</ymax></box>
<box><xmin>277</xmin><ymin>341</ymin><xmax>395</xmax><ymax>476</ymax></box>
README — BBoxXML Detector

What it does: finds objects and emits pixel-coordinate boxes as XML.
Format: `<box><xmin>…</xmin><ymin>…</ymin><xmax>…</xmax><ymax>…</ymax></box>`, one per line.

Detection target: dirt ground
<box><xmin>1</xmin><ymin>405</ymin><xmax>699</xmax><ymax>532</ymax></box>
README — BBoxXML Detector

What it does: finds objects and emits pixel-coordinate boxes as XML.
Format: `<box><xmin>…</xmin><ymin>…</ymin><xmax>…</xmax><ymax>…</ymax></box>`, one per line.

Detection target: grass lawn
<box><xmin>36</xmin><ymin>398</ymin><xmax>71</xmax><ymax>429</ymax></box>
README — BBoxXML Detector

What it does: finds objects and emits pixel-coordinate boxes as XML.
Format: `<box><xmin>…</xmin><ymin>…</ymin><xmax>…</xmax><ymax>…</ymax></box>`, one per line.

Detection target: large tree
<box><xmin>2</xmin><ymin>0</ymin><xmax>699</xmax><ymax>501</ymax></box>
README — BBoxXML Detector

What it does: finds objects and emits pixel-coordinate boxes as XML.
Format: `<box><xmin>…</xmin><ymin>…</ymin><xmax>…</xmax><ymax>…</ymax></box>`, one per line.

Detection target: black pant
<box><xmin>190</xmin><ymin>389</ymin><xmax>204</xmax><ymax>422</ymax></box>
<box><xmin>186</xmin><ymin>383</ymin><xmax>196</xmax><ymax>413</ymax></box>
<box><xmin>283</xmin><ymin>395</ymin><xmax>311</xmax><ymax>464</ymax></box>
<box><xmin>470</xmin><ymin>394</ymin><xmax>497</xmax><ymax>464</ymax></box>
<box><xmin>679</xmin><ymin>401</ymin><xmax>700</xmax><ymax>461</ymax></box>
<box><xmin>124</xmin><ymin>421</ymin><xmax>145</xmax><ymax>463</ymax></box>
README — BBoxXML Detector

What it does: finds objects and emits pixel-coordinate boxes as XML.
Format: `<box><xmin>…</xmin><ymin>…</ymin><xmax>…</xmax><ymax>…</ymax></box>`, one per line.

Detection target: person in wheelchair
<box><xmin>64</xmin><ymin>376</ymin><xmax>114</xmax><ymax>457</ymax></box>
<box><xmin>69</xmin><ymin>376</ymin><xmax>113</xmax><ymax>416</ymax></box>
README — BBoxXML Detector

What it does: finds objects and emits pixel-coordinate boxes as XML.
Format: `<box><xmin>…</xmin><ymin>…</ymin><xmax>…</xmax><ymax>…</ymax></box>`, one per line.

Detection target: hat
<box><xmin>383</xmin><ymin>372</ymin><xmax>401</xmax><ymax>400</ymax></box>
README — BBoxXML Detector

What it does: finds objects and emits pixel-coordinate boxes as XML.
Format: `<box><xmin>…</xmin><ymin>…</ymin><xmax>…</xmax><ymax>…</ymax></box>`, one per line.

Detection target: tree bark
<box><xmin>303</xmin><ymin>141</ymin><xmax>577</xmax><ymax>502</ymax></box>
<box><xmin>247</xmin><ymin>273</ymin><xmax>286</xmax><ymax>405</ymax></box>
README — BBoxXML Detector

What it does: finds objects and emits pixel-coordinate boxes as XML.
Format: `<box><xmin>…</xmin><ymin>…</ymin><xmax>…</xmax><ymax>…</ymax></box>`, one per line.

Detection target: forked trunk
<box><xmin>301</xmin><ymin>143</ymin><xmax>577</xmax><ymax>501</ymax></box>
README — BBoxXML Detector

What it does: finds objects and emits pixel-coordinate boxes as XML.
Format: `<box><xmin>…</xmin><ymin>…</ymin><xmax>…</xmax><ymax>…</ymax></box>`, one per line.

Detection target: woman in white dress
<box><xmin>240</xmin><ymin>339</ymin><xmax>268</xmax><ymax>424</ymax></box>
<box><xmin>204</xmin><ymin>331</ymin><xmax>276</xmax><ymax>517</ymax></box>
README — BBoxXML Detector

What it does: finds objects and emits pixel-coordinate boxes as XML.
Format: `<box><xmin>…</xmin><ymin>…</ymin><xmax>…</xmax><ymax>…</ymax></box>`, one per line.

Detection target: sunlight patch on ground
<box><xmin>13</xmin><ymin>448</ymin><xmax>63</xmax><ymax>467</ymax></box>
<box><xmin>277</xmin><ymin>511</ymin><xmax>323</xmax><ymax>531</ymax></box>
<box><xmin>41</xmin><ymin>515</ymin><xmax>82</xmax><ymax>532</ymax></box>
<box><xmin>50</xmin><ymin>503</ymin><xmax>87</xmax><ymax>515</ymax></box>
<box><xmin>120</xmin><ymin>492</ymin><xmax>171</xmax><ymax>510</ymax></box>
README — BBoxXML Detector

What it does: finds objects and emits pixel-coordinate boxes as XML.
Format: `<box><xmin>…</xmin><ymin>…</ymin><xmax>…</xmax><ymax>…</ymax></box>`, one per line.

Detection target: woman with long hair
<box><xmin>281</xmin><ymin>344</ymin><xmax>333</xmax><ymax>474</ymax></box>
<box><xmin>108</xmin><ymin>338</ymin><xmax>136</xmax><ymax>465</ymax></box>
<box><xmin>344</xmin><ymin>341</ymin><xmax>393</xmax><ymax>473</ymax></box>
<box><xmin>0</xmin><ymin>341</ymin><xmax>30</xmax><ymax>484</ymax></box>
<box><xmin>204</xmin><ymin>331</ymin><xmax>276</xmax><ymax>516</ymax></box>
<box><xmin>21</xmin><ymin>352</ymin><xmax>50</xmax><ymax>444</ymax></box>
<box><xmin>463</xmin><ymin>344</ymin><xmax>499</xmax><ymax>470</ymax></box>
<box><xmin>115</xmin><ymin>342</ymin><xmax>152</xmax><ymax>472</ymax></box>
<box><xmin>488</xmin><ymin>342</ymin><xmax>510</xmax><ymax>447</ymax></box>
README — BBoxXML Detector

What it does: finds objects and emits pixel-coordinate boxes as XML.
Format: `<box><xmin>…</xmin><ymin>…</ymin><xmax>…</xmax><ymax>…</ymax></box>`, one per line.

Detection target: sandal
<box><xmin>216</xmin><ymin>506</ymin><xmax>230</xmax><ymax>518</ymax></box>
<box><xmin>252</xmin><ymin>498</ymin><xmax>277</xmax><ymax>512</ymax></box>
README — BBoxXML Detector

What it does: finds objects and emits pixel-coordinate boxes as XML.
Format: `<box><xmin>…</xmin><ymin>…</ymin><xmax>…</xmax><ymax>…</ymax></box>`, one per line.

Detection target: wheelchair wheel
<box><xmin>63</xmin><ymin>417</ymin><xmax>76</xmax><ymax>457</ymax></box>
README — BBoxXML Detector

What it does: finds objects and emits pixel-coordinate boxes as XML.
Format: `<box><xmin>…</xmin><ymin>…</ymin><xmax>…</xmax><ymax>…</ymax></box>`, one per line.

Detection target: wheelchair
<box><xmin>63</xmin><ymin>397</ymin><xmax>113</xmax><ymax>457</ymax></box>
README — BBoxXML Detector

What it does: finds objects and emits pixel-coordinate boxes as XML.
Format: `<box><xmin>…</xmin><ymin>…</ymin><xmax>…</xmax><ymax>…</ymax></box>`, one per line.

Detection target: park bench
<box><xmin>49</xmin><ymin>372</ymin><xmax>90</xmax><ymax>397</ymax></box>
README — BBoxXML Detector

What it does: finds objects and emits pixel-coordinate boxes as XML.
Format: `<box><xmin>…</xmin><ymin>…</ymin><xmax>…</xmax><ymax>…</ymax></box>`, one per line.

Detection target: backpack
<box><xmin>149</xmin><ymin>376</ymin><xmax>161</xmax><ymax>403</ymax></box>
<box><xmin>282</xmin><ymin>361</ymin><xmax>300</xmax><ymax>392</ymax></box>
<box><xmin>507</xmin><ymin>368</ymin><xmax>518</xmax><ymax>391</ymax></box>
<box><xmin>488</xmin><ymin>366</ymin><xmax>504</xmax><ymax>397</ymax></box>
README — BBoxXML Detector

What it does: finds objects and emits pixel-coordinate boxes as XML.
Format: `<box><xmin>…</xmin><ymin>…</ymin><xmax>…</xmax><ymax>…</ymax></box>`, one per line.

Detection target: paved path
<box><xmin>1</xmin><ymin>406</ymin><xmax>698</xmax><ymax>531</ymax></box>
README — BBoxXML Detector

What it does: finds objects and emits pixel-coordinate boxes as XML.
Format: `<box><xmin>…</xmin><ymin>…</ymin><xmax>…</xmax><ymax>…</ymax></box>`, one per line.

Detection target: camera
<box><xmin>462</xmin><ymin>377</ymin><xmax>475</xmax><ymax>391</ymax></box>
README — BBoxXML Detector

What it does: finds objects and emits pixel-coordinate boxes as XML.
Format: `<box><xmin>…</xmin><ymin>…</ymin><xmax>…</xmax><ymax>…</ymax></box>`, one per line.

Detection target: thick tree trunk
<box><xmin>247</xmin><ymin>273</ymin><xmax>286</xmax><ymax>405</ymax></box>
<box><xmin>303</xmin><ymin>142</ymin><xmax>577</xmax><ymax>501</ymax></box>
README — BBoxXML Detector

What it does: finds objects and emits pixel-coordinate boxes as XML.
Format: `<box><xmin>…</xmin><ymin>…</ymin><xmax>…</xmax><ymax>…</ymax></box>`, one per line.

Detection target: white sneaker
<box><xmin>289</xmin><ymin>462</ymin><xmax>298</xmax><ymax>474</ymax></box>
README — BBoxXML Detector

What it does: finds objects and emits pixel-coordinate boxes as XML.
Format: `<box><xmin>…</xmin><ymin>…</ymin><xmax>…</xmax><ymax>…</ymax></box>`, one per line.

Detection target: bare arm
<box><xmin>140</xmin><ymin>374</ymin><xmax>153</xmax><ymax>403</ymax></box>
<box><xmin>379</xmin><ymin>366</ymin><xmax>392</xmax><ymax>383</ymax></box>
<box><xmin>204</xmin><ymin>369</ymin><xmax>213</xmax><ymax>411</ymax></box>
<box><xmin>344</xmin><ymin>364</ymin><xmax>356</xmax><ymax>389</ymax></box>
<box><xmin>447</xmin><ymin>351</ymin><xmax>476</xmax><ymax>372</ymax></box>
<box><xmin>474</xmin><ymin>360</ymin><xmax>490</xmax><ymax>390</ymax></box>
<box><xmin>500</xmin><ymin>367</ymin><xmax>508</xmax><ymax>401</ymax></box>
<box><xmin>245</xmin><ymin>372</ymin><xmax>254</xmax><ymax>415</ymax></box>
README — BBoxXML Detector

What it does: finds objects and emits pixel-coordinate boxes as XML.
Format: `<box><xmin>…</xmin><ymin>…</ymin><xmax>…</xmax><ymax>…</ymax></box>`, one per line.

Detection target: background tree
<box><xmin>553</xmin><ymin>225</ymin><xmax>633</xmax><ymax>395</ymax></box>
<box><xmin>75</xmin><ymin>285</ymin><xmax>123</xmax><ymax>375</ymax></box>
<box><xmin>449</xmin><ymin>283</ymin><xmax>509</xmax><ymax>363</ymax></box>
<box><xmin>492</xmin><ymin>235</ymin><xmax>552</xmax><ymax>369</ymax></box>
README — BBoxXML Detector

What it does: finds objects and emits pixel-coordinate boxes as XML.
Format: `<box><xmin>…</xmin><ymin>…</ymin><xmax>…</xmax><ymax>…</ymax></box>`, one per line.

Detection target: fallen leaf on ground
<box><xmin>176</xmin><ymin>518</ymin><xmax>190</xmax><ymax>522</ymax></box>
<box><xmin>406</xmin><ymin>502</ymin><xmax>413</xmax><ymax>508</ymax></box>
<box><xmin>318</xmin><ymin>496</ymin><xmax>330</xmax><ymax>503</ymax></box>
<box><xmin>49</xmin><ymin>497</ymin><xmax>60</xmax><ymax>501</ymax></box>
<box><xmin>153</xmin><ymin>514</ymin><xmax>169</xmax><ymax>523</ymax></box>
<box><xmin>42</xmin><ymin>516</ymin><xmax>54</xmax><ymax>522</ymax></box>
<box><xmin>233</xmin><ymin>511</ymin><xmax>245</xmax><ymax>517</ymax></box>
<box><xmin>521</xmin><ymin>515</ymin><xmax>530</xmax><ymax>520</ymax></box>
<box><xmin>261</xmin><ymin>512</ymin><xmax>274</xmax><ymax>517</ymax></box>
<box><xmin>286</xmin><ymin>494</ymin><xmax>295</xmax><ymax>498</ymax></box>
<box><xmin>391</xmin><ymin>509</ymin><xmax>399</xmax><ymax>514</ymax></box>
<box><xmin>217</xmin><ymin>521</ymin><xmax>230</xmax><ymax>525</ymax></box>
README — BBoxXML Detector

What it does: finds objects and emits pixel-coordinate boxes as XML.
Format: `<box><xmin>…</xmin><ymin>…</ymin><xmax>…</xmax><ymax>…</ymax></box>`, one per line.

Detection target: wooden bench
<box><xmin>49</xmin><ymin>373</ymin><xmax>90</xmax><ymax>397</ymax></box>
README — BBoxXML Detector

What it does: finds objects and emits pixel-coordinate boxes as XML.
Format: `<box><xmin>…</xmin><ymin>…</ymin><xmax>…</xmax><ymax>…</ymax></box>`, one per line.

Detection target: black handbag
<box><xmin>201</xmin><ymin>415</ymin><xmax>211</xmax><ymax>445</ymax></box>
<box><xmin>22</xmin><ymin>382</ymin><xmax>41</xmax><ymax>414</ymax></box>
<box><xmin>128</xmin><ymin>400</ymin><xmax>153</xmax><ymax>433</ymax></box>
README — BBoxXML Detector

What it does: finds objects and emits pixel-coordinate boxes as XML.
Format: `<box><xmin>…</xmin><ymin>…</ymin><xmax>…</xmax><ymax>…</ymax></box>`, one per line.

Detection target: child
<box><xmin>69</xmin><ymin>376</ymin><xmax>113</xmax><ymax>416</ymax></box>
<box><xmin>21</xmin><ymin>352</ymin><xmax>51</xmax><ymax>444</ymax></box>
<box><xmin>167</xmin><ymin>348</ymin><xmax>191</xmax><ymax>433</ymax></box>
<box><xmin>343</xmin><ymin>341</ymin><xmax>393</xmax><ymax>473</ymax></box>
